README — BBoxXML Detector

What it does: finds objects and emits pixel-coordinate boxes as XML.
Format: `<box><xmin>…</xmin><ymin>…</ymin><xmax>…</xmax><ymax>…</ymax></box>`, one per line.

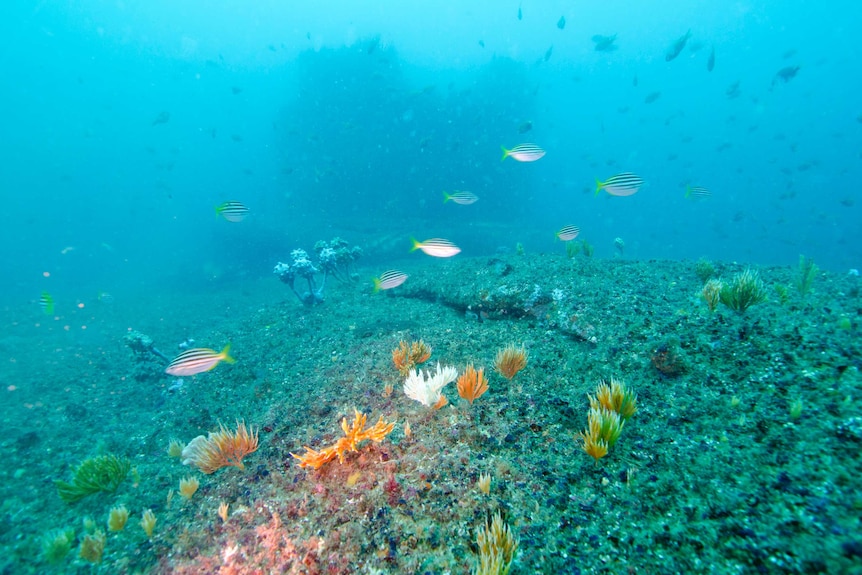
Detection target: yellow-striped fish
<box><xmin>165</xmin><ymin>345</ymin><xmax>235</xmax><ymax>376</ymax></box>
<box><xmin>595</xmin><ymin>173</ymin><xmax>644</xmax><ymax>197</ymax></box>
<box><xmin>501</xmin><ymin>143</ymin><xmax>545</xmax><ymax>162</ymax></box>
<box><xmin>443</xmin><ymin>191</ymin><xmax>479</xmax><ymax>205</ymax></box>
<box><xmin>411</xmin><ymin>238</ymin><xmax>461</xmax><ymax>258</ymax></box>
<box><xmin>373</xmin><ymin>270</ymin><xmax>408</xmax><ymax>292</ymax></box>
<box><xmin>685</xmin><ymin>185</ymin><xmax>711</xmax><ymax>200</ymax></box>
<box><xmin>40</xmin><ymin>291</ymin><xmax>54</xmax><ymax>315</ymax></box>
<box><xmin>556</xmin><ymin>225</ymin><xmax>580</xmax><ymax>241</ymax></box>
<box><xmin>215</xmin><ymin>201</ymin><xmax>250</xmax><ymax>222</ymax></box>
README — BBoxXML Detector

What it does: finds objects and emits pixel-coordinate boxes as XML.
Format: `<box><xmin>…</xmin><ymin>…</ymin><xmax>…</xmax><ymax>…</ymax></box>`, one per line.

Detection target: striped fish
<box><xmin>215</xmin><ymin>201</ymin><xmax>250</xmax><ymax>222</ymax></box>
<box><xmin>595</xmin><ymin>173</ymin><xmax>644</xmax><ymax>197</ymax></box>
<box><xmin>443</xmin><ymin>191</ymin><xmax>479</xmax><ymax>205</ymax></box>
<box><xmin>501</xmin><ymin>143</ymin><xmax>546</xmax><ymax>162</ymax></box>
<box><xmin>685</xmin><ymin>185</ymin><xmax>711</xmax><ymax>200</ymax></box>
<box><xmin>165</xmin><ymin>345</ymin><xmax>235</xmax><ymax>376</ymax></box>
<box><xmin>40</xmin><ymin>291</ymin><xmax>54</xmax><ymax>315</ymax></box>
<box><xmin>373</xmin><ymin>270</ymin><xmax>408</xmax><ymax>292</ymax></box>
<box><xmin>556</xmin><ymin>225</ymin><xmax>580</xmax><ymax>241</ymax></box>
<box><xmin>411</xmin><ymin>237</ymin><xmax>461</xmax><ymax>258</ymax></box>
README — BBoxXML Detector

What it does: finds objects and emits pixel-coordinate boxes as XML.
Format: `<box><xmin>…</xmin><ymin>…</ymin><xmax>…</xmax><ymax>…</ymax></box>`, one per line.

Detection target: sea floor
<box><xmin>2</xmin><ymin>253</ymin><xmax>861</xmax><ymax>574</ymax></box>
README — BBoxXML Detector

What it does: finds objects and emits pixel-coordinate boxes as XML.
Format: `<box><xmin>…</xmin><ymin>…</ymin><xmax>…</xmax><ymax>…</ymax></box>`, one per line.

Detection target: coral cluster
<box><xmin>475</xmin><ymin>512</ymin><xmax>518</xmax><ymax>575</ymax></box>
<box><xmin>313</xmin><ymin>237</ymin><xmax>362</xmax><ymax>282</ymax></box>
<box><xmin>107</xmin><ymin>505</ymin><xmax>129</xmax><ymax>531</ymax></box>
<box><xmin>273</xmin><ymin>238</ymin><xmax>362</xmax><ymax>305</ymax></box>
<box><xmin>182</xmin><ymin>420</ymin><xmax>259</xmax><ymax>474</ymax></box>
<box><xmin>403</xmin><ymin>362</ymin><xmax>458</xmax><ymax>408</ymax></box>
<box><xmin>391</xmin><ymin>339</ymin><xmax>432</xmax><ymax>375</ymax></box>
<box><xmin>54</xmin><ymin>454</ymin><xmax>131</xmax><ymax>503</ymax></box>
<box><xmin>40</xmin><ymin>528</ymin><xmax>75</xmax><ymax>564</ymax></box>
<box><xmin>701</xmin><ymin>278</ymin><xmax>723</xmax><ymax>312</ymax></box>
<box><xmin>591</xmin><ymin>378</ymin><xmax>638</xmax><ymax>419</ymax></box>
<box><xmin>273</xmin><ymin>249</ymin><xmax>326</xmax><ymax>306</ymax></box>
<box><xmin>78</xmin><ymin>530</ymin><xmax>107</xmax><ymax>564</ymax></box>
<box><xmin>796</xmin><ymin>254</ymin><xmax>818</xmax><ymax>297</ymax></box>
<box><xmin>291</xmin><ymin>409</ymin><xmax>396</xmax><ymax>469</ymax></box>
<box><xmin>719</xmin><ymin>268</ymin><xmax>768</xmax><ymax>313</ymax></box>
<box><xmin>457</xmin><ymin>364</ymin><xmax>489</xmax><ymax>405</ymax></box>
<box><xmin>494</xmin><ymin>344</ymin><xmax>528</xmax><ymax>381</ymax></box>
<box><xmin>577</xmin><ymin>378</ymin><xmax>637</xmax><ymax>462</ymax></box>
<box><xmin>694</xmin><ymin>258</ymin><xmax>715</xmax><ymax>284</ymax></box>
<box><xmin>140</xmin><ymin>510</ymin><xmax>157</xmax><ymax>538</ymax></box>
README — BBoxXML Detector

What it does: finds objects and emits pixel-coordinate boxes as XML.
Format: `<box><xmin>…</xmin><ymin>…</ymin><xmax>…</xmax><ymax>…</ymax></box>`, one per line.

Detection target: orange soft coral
<box><xmin>494</xmin><ymin>344</ymin><xmax>528</xmax><ymax>381</ymax></box>
<box><xmin>391</xmin><ymin>340</ymin><xmax>432</xmax><ymax>376</ymax></box>
<box><xmin>456</xmin><ymin>363</ymin><xmax>489</xmax><ymax>405</ymax></box>
<box><xmin>292</xmin><ymin>409</ymin><xmax>395</xmax><ymax>469</ymax></box>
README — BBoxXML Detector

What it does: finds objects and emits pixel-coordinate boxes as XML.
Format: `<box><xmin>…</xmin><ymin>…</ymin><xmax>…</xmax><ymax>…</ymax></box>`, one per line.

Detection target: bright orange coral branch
<box><xmin>292</xmin><ymin>409</ymin><xmax>395</xmax><ymax>470</ymax></box>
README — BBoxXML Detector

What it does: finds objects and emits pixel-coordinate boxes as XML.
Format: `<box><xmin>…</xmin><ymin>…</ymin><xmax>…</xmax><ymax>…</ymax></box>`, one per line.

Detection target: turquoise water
<box><xmin>1</xmin><ymin>2</ymin><xmax>861</xmax><ymax>573</ymax></box>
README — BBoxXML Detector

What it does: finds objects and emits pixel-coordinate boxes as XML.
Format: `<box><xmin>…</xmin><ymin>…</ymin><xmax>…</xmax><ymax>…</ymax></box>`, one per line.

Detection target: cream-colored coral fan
<box><xmin>403</xmin><ymin>362</ymin><xmax>457</xmax><ymax>407</ymax></box>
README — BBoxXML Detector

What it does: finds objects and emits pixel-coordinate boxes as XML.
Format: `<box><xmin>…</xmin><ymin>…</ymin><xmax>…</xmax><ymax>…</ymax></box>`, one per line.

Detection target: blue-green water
<box><xmin>1</xmin><ymin>2</ymin><xmax>861</xmax><ymax>573</ymax></box>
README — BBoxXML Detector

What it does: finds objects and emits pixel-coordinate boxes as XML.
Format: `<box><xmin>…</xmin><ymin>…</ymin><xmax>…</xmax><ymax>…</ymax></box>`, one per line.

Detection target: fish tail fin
<box><xmin>372</xmin><ymin>277</ymin><xmax>382</xmax><ymax>293</ymax></box>
<box><xmin>214</xmin><ymin>204</ymin><xmax>222</xmax><ymax>218</ymax></box>
<box><xmin>220</xmin><ymin>344</ymin><xmax>236</xmax><ymax>364</ymax></box>
<box><xmin>410</xmin><ymin>238</ymin><xmax>421</xmax><ymax>253</ymax></box>
<box><xmin>42</xmin><ymin>291</ymin><xmax>54</xmax><ymax>315</ymax></box>
<box><xmin>685</xmin><ymin>185</ymin><xmax>691</xmax><ymax>199</ymax></box>
<box><xmin>500</xmin><ymin>146</ymin><xmax>510</xmax><ymax>161</ymax></box>
<box><xmin>595</xmin><ymin>178</ymin><xmax>603</xmax><ymax>196</ymax></box>
<box><xmin>443</xmin><ymin>191</ymin><xmax>451</xmax><ymax>203</ymax></box>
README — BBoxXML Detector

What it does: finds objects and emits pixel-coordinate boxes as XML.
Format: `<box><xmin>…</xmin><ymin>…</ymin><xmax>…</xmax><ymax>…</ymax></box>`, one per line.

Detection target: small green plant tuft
<box><xmin>789</xmin><ymin>398</ymin><xmax>803</xmax><ymax>420</ymax></box>
<box><xmin>78</xmin><ymin>530</ymin><xmax>107</xmax><ymax>564</ymax></box>
<box><xmin>774</xmin><ymin>284</ymin><xmax>789</xmax><ymax>306</ymax></box>
<box><xmin>796</xmin><ymin>255</ymin><xmax>818</xmax><ymax>298</ymax></box>
<box><xmin>720</xmin><ymin>268</ymin><xmax>768</xmax><ymax>314</ymax></box>
<box><xmin>580</xmin><ymin>239</ymin><xmax>594</xmax><ymax>258</ymax></box>
<box><xmin>55</xmin><ymin>454</ymin><xmax>131</xmax><ymax>503</ymax></box>
<box><xmin>40</xmin><ymin>528</ymin><xmax>75</xmax><ymax>564</ymax></box>
<box><xmin>702</xmin><ymin>279</ymin><xmax>723</xmax><ymax>312</ymax></box>
<box><xmin>695</xmin><ymin>258</ymin><xmax>715</xmax><ymax>285</ymax></box>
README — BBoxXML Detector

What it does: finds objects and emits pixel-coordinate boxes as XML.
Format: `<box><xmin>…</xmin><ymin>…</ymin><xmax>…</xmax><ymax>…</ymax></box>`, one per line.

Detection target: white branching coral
<box><xmin>403</xmin><ymin>362</ymin><xmax>458</xmax><ymax>407</ymax></box>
